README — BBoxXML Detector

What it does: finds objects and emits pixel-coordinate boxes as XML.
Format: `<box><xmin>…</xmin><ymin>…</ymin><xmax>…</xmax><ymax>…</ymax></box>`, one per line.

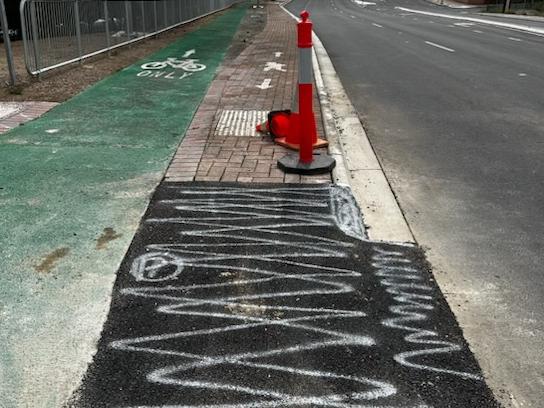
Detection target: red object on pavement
<box><xmin>256</xmin><ymin>111</ymin><xmax>291</xmax><ymax>138</ymax></box>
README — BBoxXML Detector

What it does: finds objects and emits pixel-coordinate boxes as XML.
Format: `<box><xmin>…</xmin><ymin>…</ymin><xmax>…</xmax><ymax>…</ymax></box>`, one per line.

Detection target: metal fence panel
<box><xmin>20</xmin><ymin>0</ymin><xmax>241</xmax><ymax>75</ymax></box>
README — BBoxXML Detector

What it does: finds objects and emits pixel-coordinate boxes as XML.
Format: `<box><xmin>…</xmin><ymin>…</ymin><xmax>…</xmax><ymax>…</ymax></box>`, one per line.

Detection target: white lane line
<box><xmin>396</xmin><ymin>7</ymin><xmax>544</xmax><ymax>36</ymax></box>
<box><xmin>372</xmin><ymin>23</ymin><xmax>383</xmax><ymax>28</ymax></box>
<box><xmin>508</xmin><ymin>36</ymin><xmax>522</xmax><ymax>41</ymax></box>
<box><xmin>425</xmin><ymin>41</ymin><xmax>455</xmax><ymax>52</ymax></box>
<box><xmin>473</xmin><ymin>29</ymin><xmax>483</xmax><ymax>33</ymax></box>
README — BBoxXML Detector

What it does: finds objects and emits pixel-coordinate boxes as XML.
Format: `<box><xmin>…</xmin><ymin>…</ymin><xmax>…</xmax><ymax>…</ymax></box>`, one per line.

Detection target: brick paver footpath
<box><xmin>165</xmin><ymin>4</ymin><xmax>331</xmax><ymax>184</ymax></box>
<box><xmin>0</xmin><ymin>102</ymin><xmax>58</xmax><ymax>133</ymax></box>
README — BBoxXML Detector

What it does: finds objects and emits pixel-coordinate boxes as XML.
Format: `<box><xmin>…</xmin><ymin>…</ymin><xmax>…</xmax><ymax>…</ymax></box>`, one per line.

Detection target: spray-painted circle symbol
<box><xmin>130</xmin><ymin>252</ymin><xmax>184</xmax><ymax>282</ymax></box>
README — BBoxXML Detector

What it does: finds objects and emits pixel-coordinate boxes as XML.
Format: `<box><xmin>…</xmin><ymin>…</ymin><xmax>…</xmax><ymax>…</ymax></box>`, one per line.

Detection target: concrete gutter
<box><xmin>479</xmin><ymin>12</ymin><xmax>544</xmax><ymax>23</ymax></box>
<box><xmin>281</xmin><ymin>4</ymin><xmax>415</xmax><ymax>244</ymax></box>
<box><xmin>425</xmin><ymin>0</ymin><xmax>485</xmax><ymax>10</ymax></box>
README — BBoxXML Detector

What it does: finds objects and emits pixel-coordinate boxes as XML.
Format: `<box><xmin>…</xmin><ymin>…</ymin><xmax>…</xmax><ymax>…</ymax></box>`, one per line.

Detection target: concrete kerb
<box><xmin>396</xmin><ymin>7</ymin><xmax>544</xmax><ymax>36</ymax></box>
<box><xmin>280</xmin><ymin>3</ymin><xmax>415</xmax><ymax>244</ymax></box>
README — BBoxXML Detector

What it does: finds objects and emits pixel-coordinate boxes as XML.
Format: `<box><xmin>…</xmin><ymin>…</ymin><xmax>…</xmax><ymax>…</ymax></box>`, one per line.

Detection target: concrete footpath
<box><xmin>2</xmin><ymin>1</ymin><xmax>500</xmax><ymax>408</ymax></box>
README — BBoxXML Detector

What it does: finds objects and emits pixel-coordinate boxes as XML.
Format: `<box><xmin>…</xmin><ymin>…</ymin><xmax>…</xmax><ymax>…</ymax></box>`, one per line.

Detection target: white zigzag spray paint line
<box><xmin>371</xmin><ymin>247</ymin><xmax>482</xmax><ymax>381</ymax></box>
<box><xmin>107</xmin><ymin>187</ymin><xmax>434</xmax><ymax>407</ymax></box>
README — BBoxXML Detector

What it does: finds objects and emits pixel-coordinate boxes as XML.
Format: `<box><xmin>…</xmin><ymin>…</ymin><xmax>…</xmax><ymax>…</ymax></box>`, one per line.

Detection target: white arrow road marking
<box><xmin>264</xmin><ymin>62</ymin><xmax>286</xmax><ymax>72</ymax></box>
<box><xmin>425</xmin><ymin>41</ymin><xmax>455</xmax><ymax>52</ymax></box>
<box><xmin>256</xmin><ymin>79</ymin><xmax>273</xmax><ymax>90</ymax></box>
<box><xmin>182</xmin><ymin>49</ymin><xmax>196</xmax><ymax>58</ymax></box>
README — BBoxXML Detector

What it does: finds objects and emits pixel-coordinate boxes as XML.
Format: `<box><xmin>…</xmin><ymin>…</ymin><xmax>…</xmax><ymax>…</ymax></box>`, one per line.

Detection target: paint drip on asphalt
<box><xmin>69</xmin><ymin>183</ymin><xmax>499</xmax><ymax>408</ymax></box>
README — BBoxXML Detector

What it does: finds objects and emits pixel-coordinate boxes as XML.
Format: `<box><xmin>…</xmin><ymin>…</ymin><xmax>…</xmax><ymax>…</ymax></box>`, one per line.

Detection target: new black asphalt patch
<box><xmin>70</xmin><ymin>183</ymin><xmax>500</xmax><ymax>408</ymax></box>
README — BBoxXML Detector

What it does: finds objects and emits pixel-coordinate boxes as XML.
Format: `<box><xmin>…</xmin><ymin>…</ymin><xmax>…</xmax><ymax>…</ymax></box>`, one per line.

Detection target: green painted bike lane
<box><xmin>0</xmin><ymin>5</ymin><xmax>246</xmax><ymax>408</ymax></box>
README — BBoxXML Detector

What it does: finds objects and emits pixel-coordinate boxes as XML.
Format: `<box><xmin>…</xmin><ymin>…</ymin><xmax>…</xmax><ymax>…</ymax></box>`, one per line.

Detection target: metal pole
<box><xmin>30</xmin><ymin>0</ymin><xmax>41</xmax><ymax>73</ymax></box>
<box><xmin>141</xmin><ymin>0</ymin><xmax>145</xmax><ymax>36</ymax></box>
<box><xmin>125</xmin><ymin>0</ymin><xmax>131</xmax><ymax>41</ymax></box>
<box><xmin>153</xmin><ymin>0</ymin><xmax>158</xmax><ymax>33</ymax></box>
<box><xmin>0</xmin><ymin>0</ymin><xmax>16</xmax><ymax>85</ymax></box>
<box><xmin>74</xmin><ymin>0</ymin><xmax>83</xmax><ymax>61</ymax></box>
<box><xmin>104</xmin><ymin>0</ymin><xmax>111</xmax><ymax>53</ymax></box>
<box><xmin>163</xmin><ymin>0</ymin><xmax>167</xmax><ymax>27</ymax></box>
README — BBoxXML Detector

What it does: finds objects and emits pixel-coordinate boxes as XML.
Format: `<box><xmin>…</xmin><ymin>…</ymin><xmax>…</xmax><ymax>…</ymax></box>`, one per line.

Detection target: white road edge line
<box><xmin>396</xmin><ymin>6</ymin><xmax>544</xmax><ymax>36</ymax></box>
<box><xmin>425</xmin><ymin>41</ymin><xmax>455</xmax><ymax>52</ymax></box>
<box><xmin>281</xmin><ymin>2</ymin><xmax>415</xmax><ymax>244</ymax></box>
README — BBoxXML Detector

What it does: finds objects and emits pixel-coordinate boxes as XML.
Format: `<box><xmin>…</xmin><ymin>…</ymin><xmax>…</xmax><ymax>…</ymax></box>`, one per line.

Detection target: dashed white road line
<box><xmin>425</xmin><ymin>41</ymin><xmax>456</xmax><ymax>52</ymax></box>
<box><xmin>372</xmin><ymin>23</ymin><xmax>383</xmax><ymax>28</ymax></box>
<box><xmin>473</xmin><ymin>29</ymin><xmax>483</xmax><ymax>33</ymax></box>
<box><xmin>508</xmin><ymin>36</ymin><xmax>522</xmax><ymax>41</ymax></box>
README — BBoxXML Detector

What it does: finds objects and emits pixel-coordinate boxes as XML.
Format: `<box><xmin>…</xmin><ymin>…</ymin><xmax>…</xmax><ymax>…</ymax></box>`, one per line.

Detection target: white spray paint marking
<box><xmin>137</xmin><ymin>51</ymin><xmax>206</xmax><ymax>79</ymax></box>
<box><xmin>264</xmin><ymin>62</ymin><xmax>286</xmax><ymax>72</ymax></box>
<box><xmin>371</xmin><ymin>247</ymin><xmax>482</xmax><ymax>381</ymax></box>
<box><xmin>256</xmin><ymin>78</ymin><xmax>273</xmax><ymax>90</ymax></box>
<box><xmin>107</xmin><ymin>187</ymin><xmax>429</xmax><ymax>407</ymax></box>
<box><xmin>424</xmin><ymin>41</ymin><xmax>455</xmax><ymax>53</ymax></box>
<box><xmin>275</xmin><ymin>52</ymin><xmax>283</xmax><ymax>58</ymax></box>
<box><xmin>46</xmin><ymin>129</ymin><xmax>60</xmax><ymax>134</ymax></box>
<box><xmin>330</xmin><ymin>186</ymin><xmax>366</xmax><ymax>240</ymax></box>
<box><xmin>130</xmin><ymin>252</ymin><xmax>184</xmax><ymax>282</ymax></box>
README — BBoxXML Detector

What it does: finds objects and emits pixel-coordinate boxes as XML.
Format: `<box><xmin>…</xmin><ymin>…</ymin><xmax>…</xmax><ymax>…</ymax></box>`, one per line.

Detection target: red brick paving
<box><xmin>165</xmin><ymin>3</ymin><xmax>331</xmax><ymax>184</ymax></box>
<box><xmin>0</xmin><ymin>102</ymin><xmax>58</xmax><ymax>133</ymax></box>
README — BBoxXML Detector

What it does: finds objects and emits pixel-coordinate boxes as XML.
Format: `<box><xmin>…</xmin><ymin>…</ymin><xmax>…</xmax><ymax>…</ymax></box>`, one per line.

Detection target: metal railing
<box><xmin>20</xmin><ymin>0</ymin><xmax>240</xmax><ymax>76</ymax></box>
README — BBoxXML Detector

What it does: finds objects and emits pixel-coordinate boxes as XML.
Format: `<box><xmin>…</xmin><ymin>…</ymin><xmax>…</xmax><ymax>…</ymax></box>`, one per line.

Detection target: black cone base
<box><xmin>278</xmin><ymin>153</ymin><xmax>336</xmax><ymax>175</ymax></box>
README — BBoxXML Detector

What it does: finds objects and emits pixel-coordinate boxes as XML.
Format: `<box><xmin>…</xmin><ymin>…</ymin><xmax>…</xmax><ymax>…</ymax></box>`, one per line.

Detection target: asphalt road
<box><xmin>286</xmin><ymin>0</ymin><xmax>544</xmax><ymax>406</ymax></box>
<box><xmin>71</xmin><ymin>183</ymin><xmax>498</xmax><ymax>408</ymax></box>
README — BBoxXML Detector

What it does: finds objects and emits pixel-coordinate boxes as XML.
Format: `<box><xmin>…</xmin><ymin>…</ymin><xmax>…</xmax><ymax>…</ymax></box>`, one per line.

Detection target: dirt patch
<box><xmin>34</xmin><ymin>247</ymin><xmax>70</xmax><ymax>273</ymax></box>
<box><xmin>0</xmin><ymin>8</ymin><xmax>242</xmax><ymax>103</ymax></box>
<box><xmin>96</xmin><ymin>228</ymin><xmax>123</xmax><ymax>250</ymax></box>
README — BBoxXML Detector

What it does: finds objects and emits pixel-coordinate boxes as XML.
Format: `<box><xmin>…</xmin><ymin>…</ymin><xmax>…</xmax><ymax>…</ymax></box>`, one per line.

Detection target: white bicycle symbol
<box><xmin>141</xmin><ymin>57</ymin><xmax>206</xmax><ymax>72</ymax></box>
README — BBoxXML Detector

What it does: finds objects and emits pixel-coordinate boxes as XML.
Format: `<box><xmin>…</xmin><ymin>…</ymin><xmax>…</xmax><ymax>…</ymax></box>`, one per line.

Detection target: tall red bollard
<box><xmin>278</xmin><ymin>11</ymin><xmax>335</xmax><ymax>175</ymax></box>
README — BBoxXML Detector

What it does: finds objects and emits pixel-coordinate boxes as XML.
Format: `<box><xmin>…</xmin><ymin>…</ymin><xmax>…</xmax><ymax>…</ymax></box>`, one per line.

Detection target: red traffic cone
<box><xmin>256</xmin><ymin>110</ymin><xmax>291</xmax><ymax>138</ymax></box>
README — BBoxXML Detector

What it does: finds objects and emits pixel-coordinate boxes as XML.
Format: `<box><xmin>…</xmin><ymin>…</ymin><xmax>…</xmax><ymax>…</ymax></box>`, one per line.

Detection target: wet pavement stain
<box><xmin>34</xmin><ymin>247</ymin><xmax>70</xmax><ymax>273</ymax></box>
<box><xmin>96</xmin><ymin>228</ymin><xmax>123</xmax><ymax>250</ymax></box>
